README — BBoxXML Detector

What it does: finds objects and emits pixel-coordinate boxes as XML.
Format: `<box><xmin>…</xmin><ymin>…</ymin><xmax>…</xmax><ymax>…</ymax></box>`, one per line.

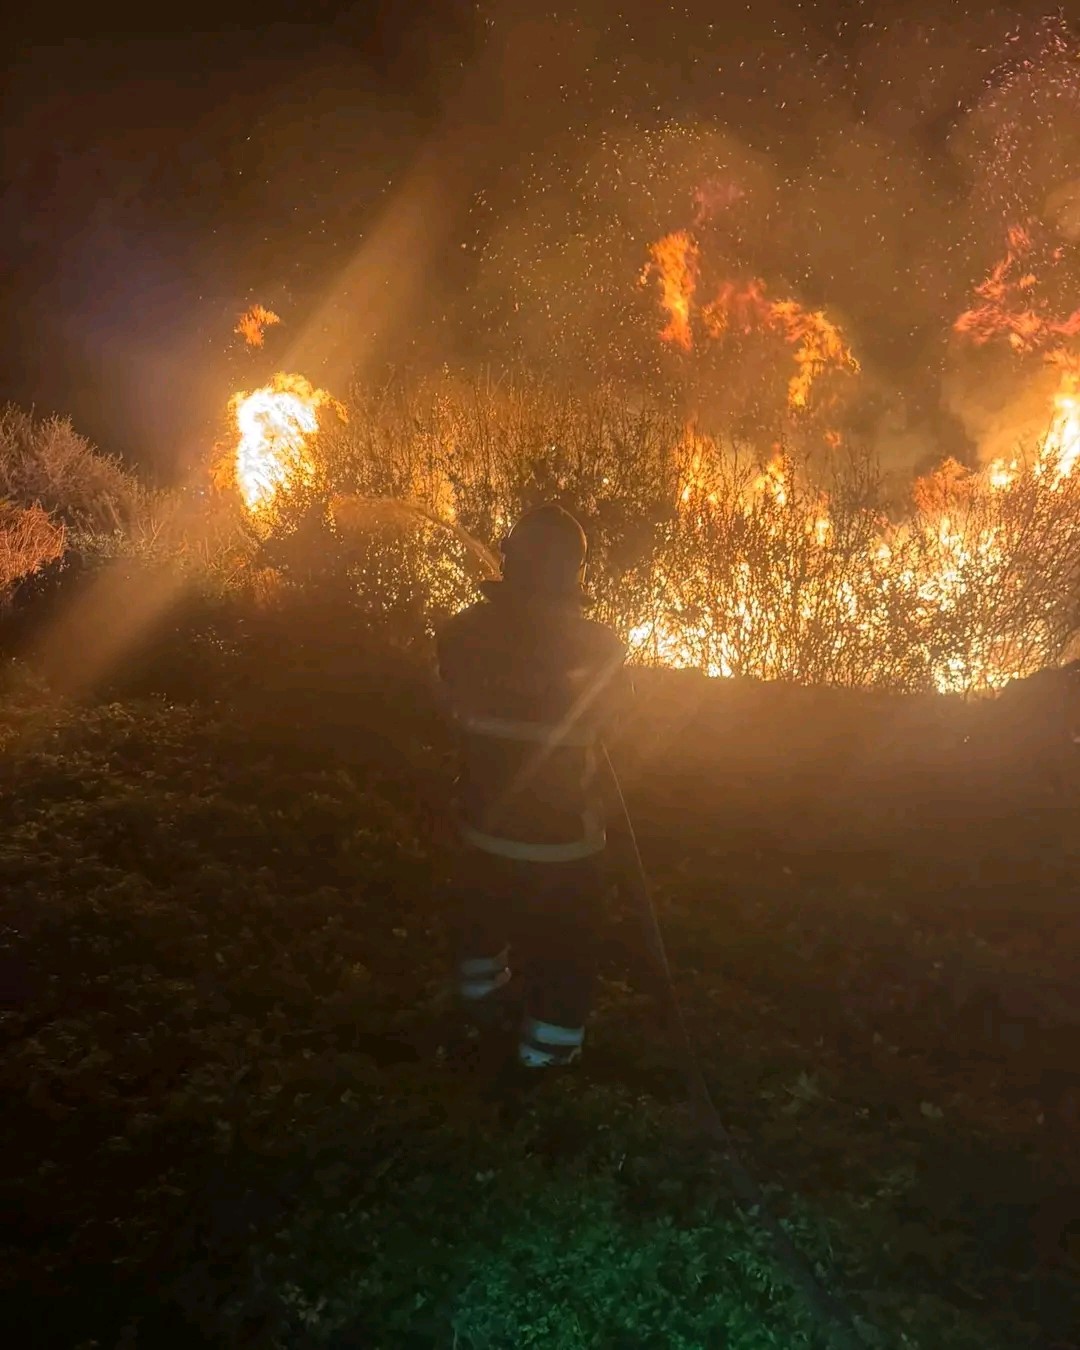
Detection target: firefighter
<box><xmin>435</xmin><ymin>503</ymin><xmax>628</xmax><ymax>1070</ymax></box>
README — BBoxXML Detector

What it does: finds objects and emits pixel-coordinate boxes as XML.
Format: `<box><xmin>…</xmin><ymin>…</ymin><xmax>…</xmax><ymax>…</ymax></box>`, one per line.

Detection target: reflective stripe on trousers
<box><xmin>457</xmin><ymin>946</ymin><xmax>511</xmax><ymax>1000</ymax></box>
<box><xmin>518</xmin><ymin>1015</ymin><xmax>585</xmax><ymax>1068</ymax></box>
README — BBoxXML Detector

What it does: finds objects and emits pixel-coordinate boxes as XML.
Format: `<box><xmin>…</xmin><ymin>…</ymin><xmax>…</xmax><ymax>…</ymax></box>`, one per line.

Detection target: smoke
<box><xmin>942</xmin><ymin>348</ymin><xmax>1064</xmax><ymax>468</ymax></box>
<box><xmin>6</xmin><ymin>2</ymin><xmax>1080</xmax><ymax>482</ymax></box>
<box><xmin>446</xmin><ymin>3</ymin><xmax>1080</xmax><ymax>474</ymax></box>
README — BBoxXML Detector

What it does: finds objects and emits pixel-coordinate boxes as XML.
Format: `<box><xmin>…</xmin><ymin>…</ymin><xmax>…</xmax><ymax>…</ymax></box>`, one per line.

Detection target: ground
<box><xmin>0</xmin><ymin>651</ymin><xmax>1077</xmax><ymax>1349</ymax></box>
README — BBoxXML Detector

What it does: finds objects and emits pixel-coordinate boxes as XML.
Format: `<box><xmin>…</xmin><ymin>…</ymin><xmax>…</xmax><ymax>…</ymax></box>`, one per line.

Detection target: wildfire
<box><xmin>630</xmin><ymin>367</ymin><xmax>1080</xmax><ymax>696</ymax></box>
<box><xmin>636</xmin><ymin>462</ymin><xmax>996</xmax><ymax>692</ymax></box>
<box><xmin>213</xmin><ymin>217</ymin><xmax>1079</xmax><ymax>699</ymax></box>
<box><xmin>953</xmin><ymin>227</ymin><xmax>1080</xmax><ymax>490</ymax></box>
<box><xmin>235</xmin><ymin>304</ymin><xmax>282</xmax><ymax>348</ymax></box>
<box><xmin>645</xmin><ymin>230</ymin><xmax>859</xmax><ymax>410</ymax></box>
<box><xmin>229</xmin><ymin>373</ymin><xmax>346</xmax><ymax>514</ymax></box>
<box><xmin>220</xmin><ymin>366</ymin><xmax>1074</xmax><ymax>695</ymax></box>
<box><xmin>642</xmin><ymin>231</ymin><xmax>698</xmax><ymax>351</ymax></box>
<box><xmin>953</xmin><ymin>224</ymin><xmax>1080</xmax><ymax>353</ymax></box>
<box><xmin>1038</xmin><ymin>356</ymin><xmax>1080</xmax><ymax>485</ymax></box>
<box><xmin>904</xmin><ymin>343</ymin><xmax>1080</xmax><ymax>690</ymax></box>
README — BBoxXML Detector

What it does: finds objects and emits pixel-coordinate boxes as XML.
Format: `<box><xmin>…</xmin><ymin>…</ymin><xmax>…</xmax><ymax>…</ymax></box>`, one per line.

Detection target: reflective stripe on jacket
<box><xmin>436</xmin><ymin>586</ymin><xmax>627</xmax><ymax>861</ymax></box>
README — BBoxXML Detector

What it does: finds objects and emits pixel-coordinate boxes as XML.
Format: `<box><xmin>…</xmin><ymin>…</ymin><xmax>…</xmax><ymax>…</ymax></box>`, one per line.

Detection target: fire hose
<box><xmin>600</xmin><ymin>743</ymin><xmax>868</xmax><ymax>1350</ymax></box>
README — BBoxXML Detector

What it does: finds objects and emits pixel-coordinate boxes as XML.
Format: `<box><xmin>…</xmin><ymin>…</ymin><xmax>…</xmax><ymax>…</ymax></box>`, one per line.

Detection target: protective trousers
<box><xmin>452</xmin><ymin>846</ymin><xmax>604</xmax><ymax>1065</ymax></box>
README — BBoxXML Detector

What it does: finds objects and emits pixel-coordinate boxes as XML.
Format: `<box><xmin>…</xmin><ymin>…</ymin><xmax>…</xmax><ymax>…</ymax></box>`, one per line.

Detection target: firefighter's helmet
<box><xmin>500</xmin><ymin>503</ymin><xmax>588</xmax><ymax>596</ymax></box>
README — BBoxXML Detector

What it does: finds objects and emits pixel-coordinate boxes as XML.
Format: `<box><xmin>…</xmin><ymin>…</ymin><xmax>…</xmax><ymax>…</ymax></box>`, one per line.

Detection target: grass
<box><xmin>0</xmin><ymin>652</ymin><xmax>1077</xmax><ymax>1349</ymax></box>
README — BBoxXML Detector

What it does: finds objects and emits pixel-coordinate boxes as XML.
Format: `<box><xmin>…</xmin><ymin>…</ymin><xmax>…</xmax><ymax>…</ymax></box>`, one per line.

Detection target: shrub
<box><xmin>270</xmin><ymin>373</ymin><xmax>1080</xmax><ymax>693</ymax></box>
<box><xmin>0</xmin><ymin>404</ymin><xmax>144</xmax><ymax>534</ymax></box>
<box><xmin>7</xmin><ymin>376</ymin><xmax>1079</xmax><ymax>697</ymax></box>
<box><xmin>0</xmin><ymin>502</ymin><xmax>65</xmax><ymax>598</ymax></box>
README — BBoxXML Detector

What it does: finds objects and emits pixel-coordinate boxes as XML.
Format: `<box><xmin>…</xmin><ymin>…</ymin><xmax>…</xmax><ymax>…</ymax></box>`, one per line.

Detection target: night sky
<box><xmin>2</xmin><ymin>2</ymin><xmax>482</xmax><ymax>472</ymax></box>
<box><xmin>3</xmin><ymin>2</ymin><xmax>1077</xmax><ymax>476</ymax></box>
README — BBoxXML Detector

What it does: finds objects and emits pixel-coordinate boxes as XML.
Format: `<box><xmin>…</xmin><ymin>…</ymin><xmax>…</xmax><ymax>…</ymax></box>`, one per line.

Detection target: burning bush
<box><xmin>621</xmin><ymin>440</ymin><xmax>927</xmax><ymax>688</ymax></box>
<box><xmin>224</xmin><ymin>371</ymin><xmax>1080</xmax><ymax>694</ymax></box>
<box><xmin>627</xmin><ymin>441</ymin><xmax>1080</xmax><ymax>692</ymax></box>
<box><xmin>312</xmin><ymin>374</ymin><xmax>682</xmax><ymax>639</ymax></box>
<box><xmin>215</xmin><ymin>200</ymin><xmax>1080</xmax><ymax>697</ymax></box>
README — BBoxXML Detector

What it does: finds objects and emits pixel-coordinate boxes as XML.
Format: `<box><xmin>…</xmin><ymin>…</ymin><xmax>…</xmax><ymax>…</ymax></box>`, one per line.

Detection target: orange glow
<box><xmin>642</xmin><ymin>231</ymin><xmax>698</xmax><ymax>351</ymax></box>
<box><xmin>645</xmin><ymin>231</ymin><xmax>859</xmax><ymax>410</ymax></box>
<box><xmin>219</xmin><ymin>220</ymin><xmax>1079</xmax><ymax>697</ymax></box>
<box><xmin>954</xmin><ymin>224</ymin><xmax>1080</xmax><ymax>352</ymax></box>
<box><xmin>230</xmin><ymin>373</ymin><xmax>346</xmax><ymax>514</ymax></box>
<box><xmin>234</xmin><ymin>304</ymin><xmax>282</xmax><ymax>348</ymax></box>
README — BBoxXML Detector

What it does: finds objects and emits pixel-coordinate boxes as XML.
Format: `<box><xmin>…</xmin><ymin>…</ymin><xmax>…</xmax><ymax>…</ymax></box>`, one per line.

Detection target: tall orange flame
<box><xmin>704</xmin><ymin>287</ymin><xmax>860</xmax><ymax>410</ymax></box>
<box><xmin>645</xmin><ymin>230</ymin><xmax>858</xmax><ymax>410</ymax></box>
<box><xmin>642</xmin><ymin>230</ymin><xmax>698</xmax><ymax>351</ymax></box>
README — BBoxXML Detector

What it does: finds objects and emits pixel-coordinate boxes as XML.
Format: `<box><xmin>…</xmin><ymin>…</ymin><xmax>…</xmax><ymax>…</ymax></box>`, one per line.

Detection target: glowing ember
<box><xmin>230</xmin><ymin>373</ymin><xmax>346</xmax><ymax>514</ymax></box>
<box><xmin>234</xmin><ymin>304</ymin><xmax>282</xmax><ymax>348</ymax></box>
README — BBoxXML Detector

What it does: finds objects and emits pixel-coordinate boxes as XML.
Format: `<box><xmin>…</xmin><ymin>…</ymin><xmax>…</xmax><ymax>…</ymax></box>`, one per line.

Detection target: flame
<box><xmin>752</xmin><ymin>452</ymin><xmax>789</xmax><ymax>507</ymax></box>
<box><xmin>631</xmin><ymin>405</ymin><xmax>1078</xmax><ymax>696</ymax></box>
<box><xmin>223</xmin><ymin>366</ymin><xmax>1075</xmax><ymax>694</ymax></box>
<box><xmin>879</xmin><ymin>222</ymin><xmax>1080</xmax><ymax>688</ymax></box>
<box><xmin>812</xmin><ymin>514</ymin><xmax>832</xmax><ymax>547</ymax></box>
<box><xmin>675</xmin><ymin>424</ymin><xmax>722</xmax><ymax>508</ymax></box>
<box><xmin>700</xmin><ymin>278</ymin><xmax>773</xmax><ymax>340</ymax></box>
<box><xmin>235</xmin><ymin>304</ymin><xmax>282</xmax><ymax>348</ymax></box>
<box><xmin>954</xmin><ymin>228</ymin><xmax>1080</xmax><ymax>486</ymax></box>
<box><xmin>642</xmin><ymin>231</ymin><xmax>698</xmax><ymax>351</ymax></box>
<box><xmin>954</xmin><ymin>225</ymin><xmax>1080</xmax><ymax>353</ymax></box>
<box><xmin>217</xmin><ymin>217</ymin><xmax>1078</xmax><ymax>699</ymax></box>
<box><xmin>1038</xmin><ymin>355</ymin><xmax>1080</xmax><ymax>485</ymax></box>
<box><xmin>645</xmin><ymin>231</ymin><xmax>859</xmax><ymax>410</ymax></box>
<box><xmin>768</xmin><ymin>300</ymin><xmax>861</xmax><ymax>409</ymax></box>
<box><xmin>890</xmin><ymin>418</ymin><xmax>1077</xmax><ymax>691</ymax></box>
<box><xmin>987</xmin><ymin>457</ymin><xmax>1019</xmax><ymax>491</ymax></box>
<box><xmin>229</xmin><ymin>373</ymin><xmax>346</xmax><ymax>514</ymax></box>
